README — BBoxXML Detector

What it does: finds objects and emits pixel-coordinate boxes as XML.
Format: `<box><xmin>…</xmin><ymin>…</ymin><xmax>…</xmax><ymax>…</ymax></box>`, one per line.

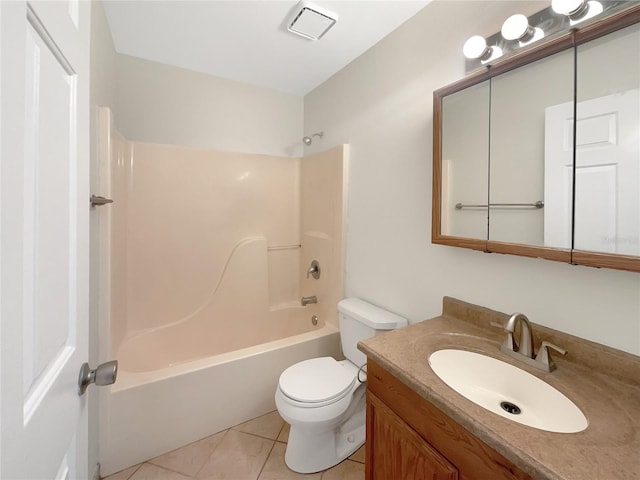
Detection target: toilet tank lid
<box><xmin>337</xmin><ymin>298</ymin><xmax>408</xmax><ymax>330</ymax></box>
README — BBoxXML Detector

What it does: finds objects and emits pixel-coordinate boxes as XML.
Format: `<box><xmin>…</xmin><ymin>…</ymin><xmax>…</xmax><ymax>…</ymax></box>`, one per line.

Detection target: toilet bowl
<box><xmin>275</xmin><ymin>298</ymin><xmax>408</xmax><ymax>473</ymax></box>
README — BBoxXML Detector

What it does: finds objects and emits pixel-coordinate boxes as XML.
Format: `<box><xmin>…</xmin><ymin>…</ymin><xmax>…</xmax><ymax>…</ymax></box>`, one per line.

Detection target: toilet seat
<box><xmin>278</xmin><ymin>357</ymin><xmax>356</xmax><ymax>407</ymax></box>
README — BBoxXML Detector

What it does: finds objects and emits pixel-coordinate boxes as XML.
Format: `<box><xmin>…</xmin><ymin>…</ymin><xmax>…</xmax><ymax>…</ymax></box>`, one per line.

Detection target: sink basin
<box><xmin>428</xmin><ymin>349</ymin><xmax>588</xmax><ymax>433</ymax></box>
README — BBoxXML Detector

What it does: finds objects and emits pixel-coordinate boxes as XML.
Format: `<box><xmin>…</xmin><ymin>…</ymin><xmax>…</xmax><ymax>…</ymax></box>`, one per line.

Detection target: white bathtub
<box><xmin>99</xmin><ymin>321</ymin><xmax>341</xmax><ymax>476</ymax></box>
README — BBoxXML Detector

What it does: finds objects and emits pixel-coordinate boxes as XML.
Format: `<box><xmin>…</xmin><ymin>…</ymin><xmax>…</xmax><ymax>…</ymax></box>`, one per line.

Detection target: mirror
<box><xmin>574</xmin><ymin>22</ymin><xmax>640</xmax><ymax>259</ymax></box>
<box><xmin>433</xmin><ymin>6</ymin><xmax>640</xmax><ymax>272</ymax></box>
<box><xmin>489</xmin><ymin>49</ymin><xmax>574</xmax><ymax>249</ymax></box>
<box><xmin>440</xmin><ymin>80</ymin><xmax>490</xmax><ymax>244</ymax></box>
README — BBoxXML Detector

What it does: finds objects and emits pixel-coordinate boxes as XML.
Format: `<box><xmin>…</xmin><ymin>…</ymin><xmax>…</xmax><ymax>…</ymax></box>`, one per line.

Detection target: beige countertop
<box><xmin>358</xmin><ymin>297</ymin><xmax>640</xmax><ymax>480</ymax></box>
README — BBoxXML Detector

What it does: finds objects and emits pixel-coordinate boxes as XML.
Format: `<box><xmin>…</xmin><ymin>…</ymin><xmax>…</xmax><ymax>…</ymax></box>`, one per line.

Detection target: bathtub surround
<box><xmin>103</xmin><ymin>116</ymin><xmax>348</xmax><ymax>354</ymax></box>
<box><xmin>300</xmin><ymin>146</ymin><xmax>349</xmax><ymax>331</ymax></box>
<box><xmin>304</xmin><ymin>0</ymin><xmax>640</xmax><ymax>355</ymax></box>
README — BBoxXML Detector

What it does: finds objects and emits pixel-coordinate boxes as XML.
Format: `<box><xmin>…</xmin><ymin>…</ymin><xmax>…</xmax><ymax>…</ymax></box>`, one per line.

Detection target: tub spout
<box><xmin>301</xmin><ymin>296</ymin><xmax>317</xmax><ymax>306</ymax></box>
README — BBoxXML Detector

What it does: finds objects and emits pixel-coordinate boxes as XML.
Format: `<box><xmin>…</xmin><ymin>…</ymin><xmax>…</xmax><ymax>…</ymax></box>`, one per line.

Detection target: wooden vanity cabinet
<box><xmin>365</xmin><ymin>359</ymin><xmax>533</xmax><ymax>480</ymax></box>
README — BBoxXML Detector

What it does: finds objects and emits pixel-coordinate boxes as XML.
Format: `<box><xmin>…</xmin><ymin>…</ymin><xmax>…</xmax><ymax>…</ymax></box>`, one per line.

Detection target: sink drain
<box><xmin>500</xmin><ymin>401</ymin><xmax>522</xmax><ymax>415</ymax></box>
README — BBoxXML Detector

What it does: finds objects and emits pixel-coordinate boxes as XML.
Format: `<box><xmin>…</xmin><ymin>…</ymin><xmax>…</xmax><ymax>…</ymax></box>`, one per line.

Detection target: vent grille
<box><xmin>288</xmin><ymin>2</ymin><xmax>337</xmax><ymax>40</ymax></box>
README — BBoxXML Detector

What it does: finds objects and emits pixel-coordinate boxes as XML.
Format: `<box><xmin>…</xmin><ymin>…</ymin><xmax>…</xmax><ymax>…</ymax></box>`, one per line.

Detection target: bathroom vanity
<box><xmin>358</xmin><ymin>298</ymin><xmax>640</xmax><ymax>480</ymax></box>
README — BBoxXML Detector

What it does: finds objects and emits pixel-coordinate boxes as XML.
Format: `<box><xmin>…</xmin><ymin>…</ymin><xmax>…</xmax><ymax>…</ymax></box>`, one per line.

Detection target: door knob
<box><xmin>78</xmin><ymin>360</ymin><xmax>118</xmax><ymax>395</ymax></box>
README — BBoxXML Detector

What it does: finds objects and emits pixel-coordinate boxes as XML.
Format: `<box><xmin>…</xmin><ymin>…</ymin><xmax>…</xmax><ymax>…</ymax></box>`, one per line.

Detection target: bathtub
<box><xmin>99</xmin><ymin>320</ymin><xmax>341</xmax><ymax>476</ymax></box>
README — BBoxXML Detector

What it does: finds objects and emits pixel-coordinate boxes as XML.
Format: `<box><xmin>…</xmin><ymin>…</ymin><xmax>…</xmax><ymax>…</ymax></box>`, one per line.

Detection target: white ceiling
<box><xmin>102</xmin><ymin>1</ymin><xmax>431</xmax><ymax>96</ymax></box>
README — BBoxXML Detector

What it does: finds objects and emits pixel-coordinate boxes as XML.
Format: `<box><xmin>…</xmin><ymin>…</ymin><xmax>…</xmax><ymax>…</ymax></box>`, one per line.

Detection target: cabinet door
<box><xmin>367</xmin><ymin>392</ymin><xmax>458</xmax><ymax>480</ymax></box>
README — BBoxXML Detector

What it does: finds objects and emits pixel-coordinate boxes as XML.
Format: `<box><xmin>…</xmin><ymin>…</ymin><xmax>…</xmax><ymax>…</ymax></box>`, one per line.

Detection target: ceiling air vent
<box><xmin>287</xmin><ymin>1</ymin><xmax>338</xmax><ymax>41</ymax></box>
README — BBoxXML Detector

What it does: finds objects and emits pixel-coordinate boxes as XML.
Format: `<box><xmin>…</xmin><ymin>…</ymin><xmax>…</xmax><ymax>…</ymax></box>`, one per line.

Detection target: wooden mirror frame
<box><xmin>432</xmin><ymin>4</ymin><xmax>640</xmax><ymax>273</ymax></box>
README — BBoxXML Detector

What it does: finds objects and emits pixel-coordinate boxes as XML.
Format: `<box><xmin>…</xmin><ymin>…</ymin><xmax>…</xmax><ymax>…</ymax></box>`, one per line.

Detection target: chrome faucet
<box><xmin>492</xmin><ymin>313</ymin><xmax>567</xmax><ymax>372</ymax></box>
<box><xmin>301</xmin><ymin>296</ymin><xmax>317</xmax><ymax>306</ymax></box>
<box><xmin>504</xmin><ymin>313</ymin><xmax>534</xmax><ymax>358</ymax></box>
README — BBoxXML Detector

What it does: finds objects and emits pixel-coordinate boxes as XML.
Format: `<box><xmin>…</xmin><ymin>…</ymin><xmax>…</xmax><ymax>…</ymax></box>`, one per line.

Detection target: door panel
<box><xmin>1</xmin><ymin>1</ymin><xmax>90</xmax><ymax>478</ymax></box>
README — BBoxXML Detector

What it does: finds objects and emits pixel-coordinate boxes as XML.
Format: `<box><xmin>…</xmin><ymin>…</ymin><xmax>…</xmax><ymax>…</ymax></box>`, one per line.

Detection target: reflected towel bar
<box><xmin>455</xmin><ymin>201</ymin><xmax>544</xmax><ymax>210</ymax></box>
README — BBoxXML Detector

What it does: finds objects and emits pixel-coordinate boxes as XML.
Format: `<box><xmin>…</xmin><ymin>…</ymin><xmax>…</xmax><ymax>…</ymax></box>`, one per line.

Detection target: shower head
<box><xmin>302</xmin><ymin>131</ymin><xmax>323</xmax><ymax>146</ymax></box>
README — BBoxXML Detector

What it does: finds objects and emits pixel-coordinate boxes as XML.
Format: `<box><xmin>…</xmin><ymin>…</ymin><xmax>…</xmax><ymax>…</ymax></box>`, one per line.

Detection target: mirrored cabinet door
<box><xmin>439</xmin><ymin>80</ymin><xmax>490</xmax><ymax>244</ymax></box>
<box><xmin>574</xmin><ymin>22</ymin><xmax>640</xmax><ymax>258</ymax></box>
<box><xmin>489</xmin><ymin>49</ymin><xmax>574</xmax><ymax>250</ymax></box>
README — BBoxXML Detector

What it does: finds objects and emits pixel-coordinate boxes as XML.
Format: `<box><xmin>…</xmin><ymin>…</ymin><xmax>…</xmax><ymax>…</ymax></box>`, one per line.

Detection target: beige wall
<box><xmin>116</xmin><ymin>54</ymin><xmax>304</xmax><ymax>157</ymax></box>
<box><xmin>304</xmin><ymin>0</ymin><xmax>640</xmax><ymax>355</ymax></box>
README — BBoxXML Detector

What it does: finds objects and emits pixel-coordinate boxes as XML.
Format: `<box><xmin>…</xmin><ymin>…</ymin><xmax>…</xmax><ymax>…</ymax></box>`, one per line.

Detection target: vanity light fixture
<box><xmin>463</xmin><ymin>35</ymin><xmax>502</xmax><ymax>62</ymax></box>
<box><xmin>501</xmin><ymin>14</ymin><xmax>545</xmax><ymax>45</ymax></box>
<box><xmin>463</xmin><ymin>0</ymin><xmax>620</xmax><ymax>71</ymax></box>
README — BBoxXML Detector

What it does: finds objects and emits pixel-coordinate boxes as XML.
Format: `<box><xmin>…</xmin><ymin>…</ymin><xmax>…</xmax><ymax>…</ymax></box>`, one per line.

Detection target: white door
<box><xmin>1</xmin><ymin>1</ymin><xmax>91</xmax><ymax>479</ymax></box>
<box><xmin>544</xmin><ymin>89</ymin><xmax>640</xmax><ymax>254</ymax></box>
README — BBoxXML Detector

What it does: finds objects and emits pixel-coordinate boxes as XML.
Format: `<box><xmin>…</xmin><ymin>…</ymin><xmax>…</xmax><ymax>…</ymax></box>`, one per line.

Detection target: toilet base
<box><xmin>284</xmin><ymin>401</ymin><xmax>365</xmax><ymax>474</ymax></box>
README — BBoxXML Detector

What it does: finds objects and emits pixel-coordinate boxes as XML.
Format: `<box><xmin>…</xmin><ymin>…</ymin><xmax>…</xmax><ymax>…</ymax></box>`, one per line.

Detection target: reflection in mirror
<box><xmin>574</xmin><ymin>22</ymin><xmax>640</xmax><ymax>256</ymax></box>
<box><xmin>441</xmin><ymin>80</ymin><xmax>490</xmax><ymax>240</ymax></box>
<box><xmin>489</xmin><ymin>49</ymin><xmax>574</xmax><ymax>248</ymax></box>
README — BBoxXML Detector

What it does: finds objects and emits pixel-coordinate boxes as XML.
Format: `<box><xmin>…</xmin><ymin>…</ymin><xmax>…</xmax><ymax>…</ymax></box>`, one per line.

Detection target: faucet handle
<box><xmin>306</xmin><ymin>260</ymin><xmax>320</xmax><ymax>279</ymax></box>
<box><xmin>535</xmin><ymin>341</ymin><xmax>567</xmax><ymax>371</ymax></box>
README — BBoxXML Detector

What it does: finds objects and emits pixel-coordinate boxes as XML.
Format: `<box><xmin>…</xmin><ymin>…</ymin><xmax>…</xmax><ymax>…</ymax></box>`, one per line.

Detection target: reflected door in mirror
<box><xmin>575</xmin><ymin>22</ymin><xmax>640</xmax><ymax>256</ymax></box>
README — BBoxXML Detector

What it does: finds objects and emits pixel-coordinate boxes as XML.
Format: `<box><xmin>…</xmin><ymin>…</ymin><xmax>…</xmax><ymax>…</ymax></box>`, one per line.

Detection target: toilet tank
<box><xmin>337</xmin><ymin>298</ymin><xmax>408</xmax><ymax>367</ymax></box>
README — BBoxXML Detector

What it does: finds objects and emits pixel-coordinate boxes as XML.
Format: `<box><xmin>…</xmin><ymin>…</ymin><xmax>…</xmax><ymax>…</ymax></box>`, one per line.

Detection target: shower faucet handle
<box><xmin>306</xmin><ymin>260</ymin><xmax>321</xmax><ymax>279</ymax></box>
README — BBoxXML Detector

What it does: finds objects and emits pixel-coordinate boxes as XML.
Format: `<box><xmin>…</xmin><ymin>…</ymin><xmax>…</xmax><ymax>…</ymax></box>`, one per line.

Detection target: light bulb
<box><xmin>569</xmin><ymin>1</ymin><xmax>603</xmax><ymax>25</ymax></box>
<box><xmin>552</xmin><ymin>0</ymin><xmax>588</xmax><ymax>16</ymax></box>
<box><xmin>501</xmin><ymin>14</ymin><xmax>534</xmax><ymax>41</ymax></box>
<box><xmin>481</xmin><ymin>45</ymin><xmax>503</xmax><ymax>64</ymax></box>
<box><xmin>463</xmin><ymin>35</ymin><xmax>490</xmax><ymax>60</ymax></box>
<box><xmin>519</xmin><ymin>27</ymin><xmax>545</xmax><ymax>46</ymax></box>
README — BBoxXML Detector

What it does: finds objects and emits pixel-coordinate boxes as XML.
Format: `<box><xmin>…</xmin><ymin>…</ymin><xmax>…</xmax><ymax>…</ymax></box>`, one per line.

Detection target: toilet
<box><xmin>275</xmin><ymin>297</ymin><xmax>408</xmax><ymax>473</ymax></box>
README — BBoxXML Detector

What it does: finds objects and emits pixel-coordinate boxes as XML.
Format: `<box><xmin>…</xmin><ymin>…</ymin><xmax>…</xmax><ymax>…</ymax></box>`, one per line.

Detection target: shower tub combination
<box><xmin>97</xmin><ymin>108</ymin><xmax>348</xmax><ymax>476</ymax></box>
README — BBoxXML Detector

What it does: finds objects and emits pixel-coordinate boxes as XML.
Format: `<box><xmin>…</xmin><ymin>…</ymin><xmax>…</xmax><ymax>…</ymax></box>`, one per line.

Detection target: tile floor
<box><xmin>103</xmin><ymin>411</ymin><xmax>365</xmax><ymax>480</ymax></box>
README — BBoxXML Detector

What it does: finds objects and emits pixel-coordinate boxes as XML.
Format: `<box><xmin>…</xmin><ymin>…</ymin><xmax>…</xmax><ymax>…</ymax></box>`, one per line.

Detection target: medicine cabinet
<box><xmin>432</xmin><ymin>5</ymin><xmax>640</xmax><ymax>272</ymax></box>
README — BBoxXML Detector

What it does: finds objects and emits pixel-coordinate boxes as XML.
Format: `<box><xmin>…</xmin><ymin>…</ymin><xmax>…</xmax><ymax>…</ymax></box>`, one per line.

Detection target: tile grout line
<box><xmin>192</xmin><ymin>428</ymin><xmax>231</xmax><ymax>479</ymax></box>
<box><xmin>144</xmin><ymin>463</ymin><xmax>194</xmax><ymax>479</ymax></box>
<box><xmin>254</xmin><ymin>437</ymin><xmax>278</xmax><ymax>480</ymax></box>
<box><xmin>123</xmin><ymin>463</ymin><xmax>143</xmax><ymax>480</ymax></box>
